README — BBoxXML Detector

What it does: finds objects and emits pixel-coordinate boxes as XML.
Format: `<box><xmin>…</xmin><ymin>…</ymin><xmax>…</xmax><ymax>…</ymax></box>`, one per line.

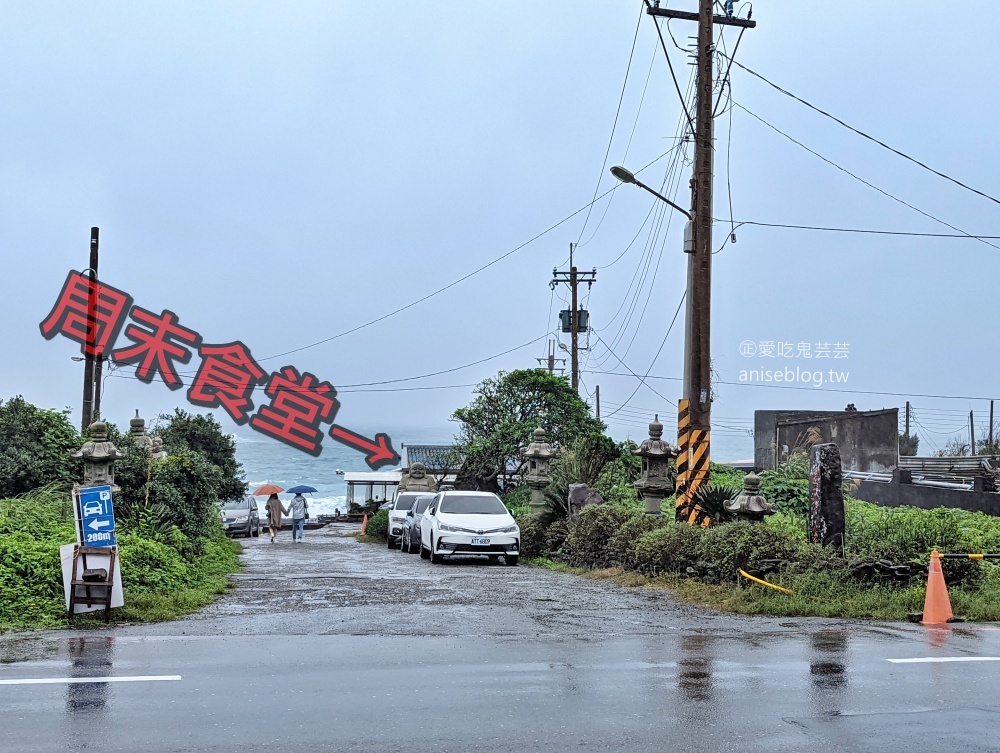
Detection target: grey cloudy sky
<box><xmin>3</xmin><ymin>1</ymin><xmax>997</xmax><ymax>460</ymax></box>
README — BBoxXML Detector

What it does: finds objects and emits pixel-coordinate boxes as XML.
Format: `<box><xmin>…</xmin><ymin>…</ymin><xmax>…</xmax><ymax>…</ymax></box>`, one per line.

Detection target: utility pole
<box><xmin>970</xmin><ymin>410</ymin><xmax>976</xmax><ymax>456</ymax></box>
<box><xmin>81</xmin><ymin>227</ymin><xmax>99</xmax><ymax>432</ymax></box>
<box><xmin>990</xmin><ymin>400</ymin><xmax>994</xmax><ymax>448</ymax></box>
<box><xmin>536</xmin><ymin>340</ymin><xmax>566</xmax><ymax>375</ymax></box>
<box><xmin>595</xmin><ymin>385</ymin><xmax>601</xmax><ymax>420</ymax></box>
<box><xmin>905</xmin><ymin>401</ymin><xmax>911</xmax><ymax>437</ymax></box>
<box><xmin>551</xmin><ymin>243</ymin><xmax>595</xmax><ymax>392</ymax></box>
<box><xmin>646</xmin><ymin>0</ymin><xmax>755</xmax><ymax>525</ymax></box>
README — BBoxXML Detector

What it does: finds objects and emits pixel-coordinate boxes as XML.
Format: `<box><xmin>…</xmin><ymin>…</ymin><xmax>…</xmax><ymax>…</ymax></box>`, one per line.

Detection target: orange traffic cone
<box><xmin>921</xmin><ymin>549</ymin><xmax>954</xmax><ymax>625</ymax></box>
<box><xmin>361</xmin><ymin>513</ymin><xmax>369</xmax><ymax>535</ymax></box>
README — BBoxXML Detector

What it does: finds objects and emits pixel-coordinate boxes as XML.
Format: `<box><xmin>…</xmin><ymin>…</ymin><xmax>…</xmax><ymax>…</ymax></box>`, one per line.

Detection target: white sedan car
<box><xmin>419</xmin><ymin>491</ymin><xmax>520</xmax><ymax>566</ymax></box>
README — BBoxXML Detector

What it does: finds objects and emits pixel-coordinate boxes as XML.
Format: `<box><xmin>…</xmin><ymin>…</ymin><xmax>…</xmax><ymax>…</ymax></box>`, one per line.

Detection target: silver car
<box><xmin>219</xmin><ymin>496</ymin><xmax>260</xmax><ymax>538</ymax></box>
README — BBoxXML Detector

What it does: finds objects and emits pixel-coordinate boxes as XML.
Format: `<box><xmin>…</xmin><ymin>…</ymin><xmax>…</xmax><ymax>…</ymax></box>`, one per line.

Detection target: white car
<box><xmin>419</xmin><ymin>491</ymin><xmax>520</xmax><ymax>566</ymax></box>
<box><xmin>387</xmin><ymin>492</ymin><xmax>423</xmax><ymax>549</ymax></box>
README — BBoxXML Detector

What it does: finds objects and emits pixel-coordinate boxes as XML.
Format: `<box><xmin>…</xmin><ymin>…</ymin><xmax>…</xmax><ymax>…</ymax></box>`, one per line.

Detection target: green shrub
<box><xmin>366</xmin><ymin>509</ymin><xmax>389</xmax><ymax>540</ymax></box>
<box><xmin>502</xmin><ymin>485</ymin><xmax>531</xmax><ymax>511</ymax></box>
<box><xmin>565</xmin><ymin>505</ymin><xmax>635</xmax><ymax>568</ymax></box>
<box><xmin>696</xmin><ymin>521</ymin><xmax>801</xmax><ymax>581</ymax></box>
<box><xmin>630</xmin><ymin>523</ymin><xmax>704</xmax><ymax>574</ymax></box>
<box><xmin>608</xmin><ymin>513</ymin><xmax>669</xmax><ymax>566</ymax></box>
<box><xmin>515</xmin><ymin>511</ymin><xmax>547</xmax><ymax>557</ymax></box>
<box><xmin>118</xmin><ymin>533</ymin><xmax>191</xmax><ymax>594</ymax></box>
<box><xmin>691</xmin><ymin>482</ymin><xmax>741</xmax><ymax>524</ymax></box>
<box><xmin>759</xmin><ymin>474</ymin><xmax>810</xmax><ymax>515</ymax></box>
<box><xmin>0</xmin><ymin>396</ymin><xmax>80</xmax><ymax>498</ymax></box>
<box><xmin>543</xmin><ymin>519</ymin><xmax>569</xmax><ymax>554</ymax></box>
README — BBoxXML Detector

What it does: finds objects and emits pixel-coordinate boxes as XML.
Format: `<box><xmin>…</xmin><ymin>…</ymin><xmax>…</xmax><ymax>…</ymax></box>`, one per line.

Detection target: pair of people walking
<box><xmin>264</xmin><ymin>493</ymin><xmax>309</xmax><ymax>543</ymax></box>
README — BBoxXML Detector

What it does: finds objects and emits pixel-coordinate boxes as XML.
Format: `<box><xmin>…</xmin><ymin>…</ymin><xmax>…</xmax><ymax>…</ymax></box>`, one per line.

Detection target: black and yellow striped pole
<box><xmin>675</xmin><ymin>400</ymin><xmax>712</xmax><ymax>527</ymax></box>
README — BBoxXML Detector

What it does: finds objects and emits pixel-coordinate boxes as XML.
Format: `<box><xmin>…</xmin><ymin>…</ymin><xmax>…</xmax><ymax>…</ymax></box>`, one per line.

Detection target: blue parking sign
<box><xmin>78</xmin><ymin>485</ymin><xmax>117</xmax><ymax>547</ymax></box>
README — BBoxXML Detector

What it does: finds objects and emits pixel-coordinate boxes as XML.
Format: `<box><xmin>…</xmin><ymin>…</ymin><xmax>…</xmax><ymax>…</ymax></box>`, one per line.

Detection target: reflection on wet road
<box><xmin>3</xmin><ymin>524</ymin><xmax>1000</xmax><ymax>752</ymax></box>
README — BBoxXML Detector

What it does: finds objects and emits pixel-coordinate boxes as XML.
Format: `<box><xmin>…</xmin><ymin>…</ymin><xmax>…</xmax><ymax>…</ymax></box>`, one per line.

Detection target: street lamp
<box><xmin>610</xmin><ymin>165</ymin><xmax>692</xmax><ymax>222</ymax></box>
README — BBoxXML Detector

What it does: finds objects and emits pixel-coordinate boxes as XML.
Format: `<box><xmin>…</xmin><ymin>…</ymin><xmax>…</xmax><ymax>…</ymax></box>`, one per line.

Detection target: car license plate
<box><xmin>471</xmin><ymin>537</ymin><xmax>490</xmax><ymax>546</ymax></box>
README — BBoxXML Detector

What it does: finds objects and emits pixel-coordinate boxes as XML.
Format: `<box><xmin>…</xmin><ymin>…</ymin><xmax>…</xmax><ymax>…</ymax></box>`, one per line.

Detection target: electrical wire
<box><xmin>712</xmin><ymin>219</ymin><xmax>1000</xmax><ymax>240</ymax></box>
<box><xmin>733</xmin><ymin>101</ymin><xmax>1000</xmax><ymax>253</ymax></box>
<box><xmin>576</xmin><ymin>1</ymin><xmax>644</xmax><ymax>246</ymax></box>
<box><xmin>645</xmin><ymin>0</ymin><xmax>696</xmax><ymax>137</ymax></box>
<box><xmin>721</xmin><ymin>55</ymin><xmax>1000</xmax><ymax>208</ymax></box>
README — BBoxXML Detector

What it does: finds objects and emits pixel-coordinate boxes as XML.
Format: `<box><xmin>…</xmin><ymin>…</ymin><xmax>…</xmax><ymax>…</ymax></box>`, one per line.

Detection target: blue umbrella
<box><xmin>286</xmin><ymin>485</ymin><xmax>318</xmax><ymax>494</ymax></box>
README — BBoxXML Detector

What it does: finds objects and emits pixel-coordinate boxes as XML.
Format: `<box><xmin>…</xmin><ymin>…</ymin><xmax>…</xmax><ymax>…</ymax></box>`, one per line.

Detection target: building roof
<box><xmin>401</xmin><ymin>444</ymin><xmax>463</xmax><ymax>471</ymax></box>
<box><xmin>343</xmin><ymin>471</ymin><xmax>403</xmax><ymax>483</ymax></box>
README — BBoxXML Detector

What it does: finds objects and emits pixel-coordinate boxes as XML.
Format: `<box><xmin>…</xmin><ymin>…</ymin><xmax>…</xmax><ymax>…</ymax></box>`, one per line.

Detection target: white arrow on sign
<box><xmin>88</xmin><ymin>519</ymin><xmax>111</xmax><ymax>531</ymax></box>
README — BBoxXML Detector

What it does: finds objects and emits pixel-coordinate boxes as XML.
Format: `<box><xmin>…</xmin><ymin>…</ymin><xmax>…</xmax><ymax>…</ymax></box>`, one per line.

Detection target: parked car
<box><xmin>219</xmin><ymin>496</ymin><xmax>260</xmax><ymax>538</ymax></box>
<box><xmin>419</xmin><ymin>491</ymin><xmax>520</xmax><ymax>566</ymax></box>
<box><xmin>387</xmin><ymin>493</ymin><xmax>424</xmax><ymax>548</ymax></box>
<box><xmin>400</xmin><ymin>494</ymin><xmax>436</xmax><ymax>554</ymax></box>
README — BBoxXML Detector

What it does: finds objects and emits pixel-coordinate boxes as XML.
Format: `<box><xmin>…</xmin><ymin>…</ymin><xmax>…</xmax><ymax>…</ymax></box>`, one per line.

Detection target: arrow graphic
<box><xmin>328</xmin><ymin>426</ymin><xmax>400</xmax><ymax>470</ymax></box>
<box><xmin>88</xmin><ymin>519</ymin><xmax>111</xmax><ymax>531</ymax></box>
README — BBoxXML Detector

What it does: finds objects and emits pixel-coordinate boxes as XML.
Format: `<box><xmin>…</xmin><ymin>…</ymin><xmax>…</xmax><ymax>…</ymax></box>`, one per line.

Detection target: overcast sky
<box><xmin>3</xmin><ymin>1</ymin><xmax>997</xmax><ymax>460</ymax></box>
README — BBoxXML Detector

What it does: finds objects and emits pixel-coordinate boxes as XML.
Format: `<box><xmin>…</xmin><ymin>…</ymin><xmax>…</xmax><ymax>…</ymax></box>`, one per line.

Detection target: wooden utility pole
<box><xmin>595</xmin><ymin>385</ymin><xmax>601</xmax><ymax>420</ymax></box>
<box><xmin>81</xmin><ymin>227</ymin><xmax>99</xmax><ymax>432</ymax></box>
<box><xmin>551</xmin><ymin>243</ymin><xmax>595</xmax><ymax>392</ymax></box>
<box><xmin>646</xmin><ymin>0</ymin><xmax>755</xmax><ymax>525</ymax></box>
<box><xmin>905</xmin><ymin>401</ymin><xmax>911</xmax><ymax>436</ymax></box>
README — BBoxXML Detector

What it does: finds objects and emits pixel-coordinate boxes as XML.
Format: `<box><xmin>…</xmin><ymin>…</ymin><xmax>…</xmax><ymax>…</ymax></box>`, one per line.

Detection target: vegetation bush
<box><xmin>514</xmin><ymin>511</ymin><xmax>547</xmax><ymax>558</ymax></box>
<box><xmin>696</xmin><ymin>521</ymin><xmax>801</xmax><ymax>581</ymax></box>
<box><xmin>593</xmin><ymin>441</ymin><xmax>641</xmax><ymax>508</ymax></box>
<box><xmin>0</xmin><ymin>399</ymin><xmax>244</xmax><ymax>632</ymax></box>
<box><xmin>0</xmin><ymin>396</ymin><xmax>80</xmax><ymax>498</ymax></box>
<box><xmin>607</xmin><ymin>512</ymin><xmax>668</xmax><ymax>566</ymax></box>
<box><xmin>630</xmin><ymin>523</ymin><xmax>704</xmax><ymax>575</ymax></box>
<box><xmin>501</xmin><ymin>485</ymin><xmax>531</xmax><ymax>511</ymax></box>
<box><xmin>366</xmin><ymin>509</ymin><xmax>389</xmax><ymax>540</ymax></box>
<box><xmin>543</xmin><ymin>519</ymin><xmax>569</xmax><ymax>555</ymax></box>
<box><xmin>565</xmin><ymin>505</ymin><xmax>634</xmax><ymax>568</ymax></box>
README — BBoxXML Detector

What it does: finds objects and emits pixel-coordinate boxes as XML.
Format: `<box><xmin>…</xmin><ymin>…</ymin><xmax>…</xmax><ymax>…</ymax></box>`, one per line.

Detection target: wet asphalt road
<box><xmin>4</xmin><ymin>524</ymin><xmax>1000</xmax><ymax>752</ymax></box>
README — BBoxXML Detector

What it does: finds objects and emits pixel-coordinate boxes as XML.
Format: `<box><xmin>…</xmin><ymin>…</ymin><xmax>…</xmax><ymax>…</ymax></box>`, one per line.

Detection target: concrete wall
<box><xmin>754</xmin><ymin>409</ymin><xmax>899</xmax><ymax>473</ymax></box>
<box><xmin>855</xmin><ymin>480</ymin><xmax>1000</xmax><ymax>517</ymax></box>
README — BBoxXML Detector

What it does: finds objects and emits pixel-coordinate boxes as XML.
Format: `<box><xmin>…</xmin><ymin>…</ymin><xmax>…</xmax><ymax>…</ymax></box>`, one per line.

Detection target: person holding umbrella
<box><xmin>254</xmin><ymin>485</ymin><xmax>288</xmax><ymax>543</ymax></box>
<box><xmin>286</xmin><ymin>485</ymin><xmax>316</xmax><ymax>543</ymax></box>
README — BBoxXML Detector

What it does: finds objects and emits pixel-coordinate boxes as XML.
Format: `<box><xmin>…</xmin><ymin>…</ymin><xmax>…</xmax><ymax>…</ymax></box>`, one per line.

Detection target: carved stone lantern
<box><xmin>129</xmin><ymin>410</ymin><xmax>153</xmax><ymax>450</ymax></box>
<box><xmin>71</xmin><ymin>419</ymin><xmax>126</xmax><ymax>490</ymax></box>
<box><xmin>151</xmin><ymin>436</ymin><xmax>168</xmax><ymax>461</ymax></box>
<box><xmin>521</xmin><ymin>426</ymin><xmax>557</xmax><ymax>511</ymax></box>
<box><xmin>632</xmin><ymin>415</ymin><xmax>677</xmax><ymax>516</ymax></box>
<box><xmin>723</xmin><ymin>471</ymin><xmax>776</xmax><ymax>522</ymax></box>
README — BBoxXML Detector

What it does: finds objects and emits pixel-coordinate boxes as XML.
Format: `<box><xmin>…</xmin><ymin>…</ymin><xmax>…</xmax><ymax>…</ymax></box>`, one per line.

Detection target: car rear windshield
<box><xmin>413</xmin><ymin>496</ymin><xmax>434</xmax><ymax>514</ymax></box>
<box><xmin>222</xmin><ymin>499</ymin><xmax>248</xmax><ymax>510</ymax></box>
<box><xmin>439</xmin><ymin>495</ymin><xmax>507</xmax><ymax>515</ymax></box>
<box><xmin>394</xmin><ymin>494</ymin><xmax>420</xmax><ymax>510</ymax></box>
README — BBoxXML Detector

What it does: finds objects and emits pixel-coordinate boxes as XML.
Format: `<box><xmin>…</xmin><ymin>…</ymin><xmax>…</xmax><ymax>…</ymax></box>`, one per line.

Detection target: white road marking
<box><xmin>887</xmin><ymin>657</ymin><xmax>1000</xmax><ymax>664</ymax></box>
<box><xmin>0</xmin><ymin>675</ymin><xmax>182</xmax><ymax>685</ymax></box>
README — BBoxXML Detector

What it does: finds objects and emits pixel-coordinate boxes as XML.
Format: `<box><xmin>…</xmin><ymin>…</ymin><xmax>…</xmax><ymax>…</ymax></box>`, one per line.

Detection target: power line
<box><xmin>645</xmin><ymin>0</ymin><xmax>696</xmax><ymax>136</ymax></box>
<box><xmin>585</xmin><ymin>369</ymin><xmax>1000</xmax><ymax>402</ymax></box>
<box><xmin>722</xmin><ymin>54</ymin><xmax>1000</xmax><ymax>209</ymax></box>
<box><xmin>718</xmin><ymin>219</ymin><xmax>1000</xmax><ymax>240</ymax></box>
<box><xmin>732</xmin><ymin>101</ymin><xmax>1000</xmax><ymax>253</ymax></box>
<box><xmin>576</xmin><ymin>2</ymin><xmax>644</xmax><ymax>246</ymax></box>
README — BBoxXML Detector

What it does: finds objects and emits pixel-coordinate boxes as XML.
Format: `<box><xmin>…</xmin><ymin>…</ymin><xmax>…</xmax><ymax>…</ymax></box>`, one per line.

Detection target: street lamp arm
<box><xmin>632</xmin><ymin>178</ymin><xmax>692</xmax><ymax>220</ymax></box>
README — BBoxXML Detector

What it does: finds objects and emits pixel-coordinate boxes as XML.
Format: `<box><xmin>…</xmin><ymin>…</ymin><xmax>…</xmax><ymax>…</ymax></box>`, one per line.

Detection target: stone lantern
<box><xmin>632</xmin><ymin>415</ymin><xmax>677</xmax><ymax>516</ymax></box>
<box><xmin>521</xmin><ymin>426</ymin><xmax>557</xmax><ymax>511</ymax></box>
<box><xmin>723</xmin><ymin>471</ymin><xmax>776</xmax><ymax>522</ymax></box>
<box><xmin>129</xmin><ymin>410</ymin><xmax>153</xmax><ymax>450</ymax></box>
<box><xmin>150</xmin><ymin>436</ymin><xmax>168</xmax><ymax>461</ymax></box>
<box><xmin>71</xmin><ymin>419</ymin><xmax>126</xmax><ymax>490</ymax></box>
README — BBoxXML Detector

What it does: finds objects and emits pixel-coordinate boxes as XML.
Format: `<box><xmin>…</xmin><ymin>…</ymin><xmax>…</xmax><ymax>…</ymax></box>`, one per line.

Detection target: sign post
<box><xmin>75</xmin><ymin>484</ymin><xmax>117</xmax><ymax>548</ymax></box>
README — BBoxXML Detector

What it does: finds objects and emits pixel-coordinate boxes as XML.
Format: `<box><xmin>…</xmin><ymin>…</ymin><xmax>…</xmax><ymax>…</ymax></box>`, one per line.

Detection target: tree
<box><xmin>0</xmin><ymin>396</ymin><xmax>80</xmax><ymax>498</ymax></box>
<box><xmin>157</xmin><ymin>409</ymin><xmax>246</xmax><ymax>502</ymax></box>
<box><xmin>898</xmin><ymin>432</ymin><xmax>920</xmax><ymax>456</ymax></box>
<box><xmin>451</xmin><ymin>370</ymin><xmax>604</xmax><ymax>492</ymax></box>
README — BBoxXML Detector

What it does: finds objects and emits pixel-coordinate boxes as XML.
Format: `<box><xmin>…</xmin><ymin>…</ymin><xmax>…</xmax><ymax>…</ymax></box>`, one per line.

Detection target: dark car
<box><xmin>399</xmin><ymin>494</ymin><xmax>435</xmax><ymax>554</ymax></box>
<box><xmin>219</xmin><ymin>495</ymin><xmax>260</xmax><ymax>538</ymax></box>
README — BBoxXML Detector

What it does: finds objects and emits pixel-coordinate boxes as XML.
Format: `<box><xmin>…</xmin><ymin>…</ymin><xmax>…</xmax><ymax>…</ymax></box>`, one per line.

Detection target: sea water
<box><xmin>234</xmin><ymin>426</ymin><xmax>455</xmax><ymax>517</ymax></box>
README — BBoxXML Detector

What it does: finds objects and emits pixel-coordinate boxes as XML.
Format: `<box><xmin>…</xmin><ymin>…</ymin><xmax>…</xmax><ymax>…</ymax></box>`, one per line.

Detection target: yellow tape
<box><xmin>970</xmin><ymin>554</ymin><xmax>984</xmax><ymax>560</ymax></box>
<box><xmin>738</xmin><ymin>569</ymin><xmax>794</xmax><ymax>595</ymax></box>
